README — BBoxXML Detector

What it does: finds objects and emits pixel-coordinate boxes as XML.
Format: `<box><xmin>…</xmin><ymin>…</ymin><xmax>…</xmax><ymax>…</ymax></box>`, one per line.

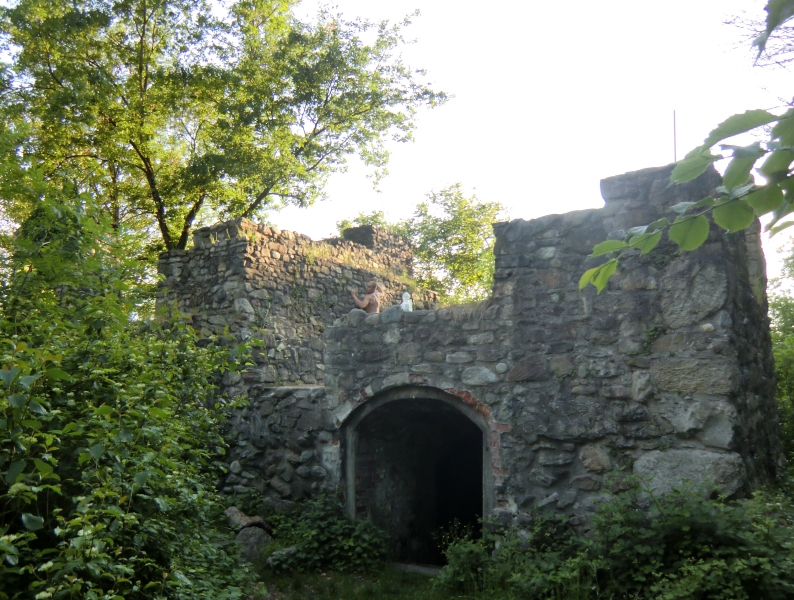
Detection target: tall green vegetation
<box><xmin>0</xmin><ymin>0</ymin><xmax>445</xmax><ymax>252</ymax></box>
<box><xmin>435</xmin><ymin>483</ymin><xmax>794</xmax><ymax>600</ymax></box>
<box><xmin>0</xmin><ymin>197</ymin><xmax>249</xmax><ymax>598</ymax></box>
<box><xmin>769</xmin><ymin>250</ymin><xmax>794</xmax><ymax>460</ymax></box>
<box><xmin>337</xmin><ymin>185</ymin><xmax>506</xmax><ymax>303</ymax></box>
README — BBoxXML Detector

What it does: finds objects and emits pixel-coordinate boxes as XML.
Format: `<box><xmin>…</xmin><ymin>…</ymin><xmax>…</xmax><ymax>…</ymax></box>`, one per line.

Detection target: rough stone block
<box><xmin>508</xmin><ymin>356</ymin><xmax>547</xmax><ymax>382</ymax></box>
<box><xmin>446</xmin><ymin>351</ymin><xmax>475</xmax><ymax>364</ymax></box>
<box><xmin>633</xmin><ymin>449</ymin><xmax>746</xmax><ymax>496</ymax></box>
<box><xmin>579</xmin><ymin>445</ymin><xmax>612</xmax><ymax>473</ymax></box>
<box><xmin>651</xmin><ymin>358</ymin><xmax>737</xmax><ymax>395</ymax></box>
<box><xmin>571</xmin><ymin>475</ymin><xmax>601</xmax><ymax>491</ymax></box>
<box><xmin>550</xmin><ymin>356</ymin><xmax>575</xmax><ymax>377</ymax></box>
<box><xmin>660</xmin><ymin>257</ymin><xmax>728</xmax><ymax>329</ymax></box>
<box><xmin>381</xmin><ymin>305</ymin><xmax>404</xmax><ymax>324</ymax></box>
<box><xmin>461</xmin><ymin>366</ymin><xmax>499</xmax><ymax>386</ymax></box>
<box><xmin>236</xmin><ymin>527</ymin><xmax>272</xmax><ymax>563</ymax></box>
<box><xmin>346</xmin><ymin>309</ymin><xmax>368</xmax><ymax>327</ymax></box>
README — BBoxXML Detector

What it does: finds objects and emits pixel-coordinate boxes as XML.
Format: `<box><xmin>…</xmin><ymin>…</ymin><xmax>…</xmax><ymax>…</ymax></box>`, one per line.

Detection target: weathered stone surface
<box><xmin>161</xmin><ymin>165</ymin><xmax>779</xmax><ymax>533</ymax></box>
<box><xmin>633</xmin><ymin>449</ymin><xmax>746</xmax><ymax>496</ymax></box>
<box><xmin>550</xmin><ymin>356</ymin><xmax>575</xmax><ymax>377</ymax></box>
<box><xmin>508</xmin><ymin>356</ymin><xmax>547</xmax><ymax>382</ymax></box>
<box><xmin>651</xmin><ymin>358</ymin><xmax>737</xmax><ymax>395</ymax></box>
<box><xmin>571</xmin><ymin>475</ymin><xmax>601</xmax><ymax>491</ymax></box>
<box><xmin>346</xmin><ymin>309</ymin><xmax>368</xmax><ymax>327</ymax></box>
<box><xmin>225</xmin><ymin>506</ymin><xmax>264</xmax><ymax>531</ymax></box>
<box><xmin>653</xmin><ymin>396</ymin><xmax>737</xmax><ymax>449</ymax></box>
<box><xmin>579</xmin><ymin>445</ymin><xmax>612</xmax><ymax>473</ymax></box>
<box><xmin>234</xmin><ymin>297</ymin><xmax>255</xmax><ymax>314</ymax></box>
<box><xmin>446</xmin><ymin>351</ymin><xmax>475</xmax><ymax>364</ymax></box>
<box><xmin>381</xmin><ymin>305</ymin><xmax>404</xmax><ymax>324</ymax></box>
<box><xmin>236</xmin><ymin>527</ymin><xmax>272</xmax><ymax>563</ymax></box>
<box><xmin>461</xmin><ymin>366</ymin><xmax>499</xmax><ymax>386</ymax></box>
<box><xmin>660</xmin><ymin>258</ymin><xmax>728</xmax><ymax>329</ymax></box>
<box><xmin>631</xmin><ymin>370</ymin><xmax>653</xmax><ymax>402</ymax></box>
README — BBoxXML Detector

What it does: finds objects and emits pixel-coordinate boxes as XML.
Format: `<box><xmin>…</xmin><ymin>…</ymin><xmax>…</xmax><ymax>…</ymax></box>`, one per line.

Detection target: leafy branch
<box><xmin>581</xmin><ymin>0</ymin><xmax>794</xmax><ymax>293</ymax></box>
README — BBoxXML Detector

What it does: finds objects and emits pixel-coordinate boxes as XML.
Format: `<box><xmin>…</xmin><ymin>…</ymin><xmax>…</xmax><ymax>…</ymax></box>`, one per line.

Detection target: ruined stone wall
<box><xmin>330</xmin><ymin>165</ymin><xmax>778</xmax><ymax>522</ymax></box>
<box><xmin>157</xmin><ymin>219</ymin><xmax>438</xmax><ymax>385</ymax></box>
<box><xmin>170</xmin><ymin>164</ymin><xmax>781</xmax><ymax>532</ymax></box>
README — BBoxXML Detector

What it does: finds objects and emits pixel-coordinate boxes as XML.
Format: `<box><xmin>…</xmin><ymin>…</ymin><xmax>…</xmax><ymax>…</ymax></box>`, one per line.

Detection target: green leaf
<box><xmin>27</xmin><ymin>401</ymin><xmax>47</xmax><ymax>415</ymax></box>
<box><xmin>33</xmin><ymin>458</ymin><xmax>53</xmax><ymax>476</ymax></box>
<box><xmin>721</xmin><ymin>141</ymin><xmax>766</xmax><ymax>159</ymax></box>
<box><xmin>0</xmin><ymin>368</ymin><xmax>20</xmax><ymax>388</ymax></box>
<box><xmin>760</xmin><ymin>149</ymin><xmax>794</xmax><ymax>179</ymax></box>
<box><xmin>134</xmin><ymin>471</ymin><xmax>149</xmax><ymax>487</ymax></box>
<box><xmin>747</xmin><ymin>185</ymin><xmax>784</xmax><ymax>216</ymax></box>
<box><xmin>772</xmin><ymin>110</ymin><xmax>794</xmax><ymax>145</ymax></box>
<box><xmin>626</xmin><ymin>225</ymin><xmax>648</xmax><ymax>237</ymax></box>
<box><xmin>713</xmin><ymin>200</ymin><xmax>756</xmax><ymax>232</ymax></box>
<box><xmin>89</xmin><ymin>444</ymin><xmax>105</xmax><ymax>461</ymax></box>
<box><xmin>691</xmin><ymin>196</ymin><xmax>716</xmax><ymax>210</ymax></box>
<box><xmin>769</xmin><ymin>220</ymin><xmax>794</xmax><ymax>235</ymax></box>
<box><xmin>755</xmin><ymin>0</ymin><xmax>794</xmax><ymax>53</ymax></box>
<box><xmin>5</xmin><ymin>459</ymin><xmax>26</xmax><ymax>484</ymax></box>
<box><xmin>18</xmin><ymin>374</ymin><xmax>40</xmax><ymax>390</ymax></box>
<box><xmin>671</xmin><ymin>151</ymin><xmax>721</xmax><ymax>184</ymax></box>
<box><xmin>591</xmin><ymin>240</ymin><xmax>628</xmax><ymax>257</ymax></box>
<box><xmin>148</xmin><ymin>407</ymin><xmax>168</xmax><ymax>419</ymax></box>
<box><xmin>702</xmin><ymin>110</ymin><xmax>779</xmax><ymax>147</ymax></box>
<box><xmin>579</xmin><ymin>259</ymin><xmax>618</xmax><ymax>294</ymax></box>
<box><xmin>670</xmin><ymin>202</ymin><xmax>696</xmax><ymax>214</ymax></box>
<box><xmin>668</xmin><ymin>215</ymin><xmax>709</xmax><ymax>252</ymax></box>
<box><xmin>94</xmin><ymin>405</ymin><xmax>114</xmax><ymax>416</ymax></box>
<box><xmin>722</xmin><ymin>156</ymin><xmax>760</xmax><ymax>190</ymax></box>
<box><xmin>7</xmin><ymin>394</ymin><xmax>26</xmax><ymax>409</ymax></box>
<box><xmin>44</xmin><ymin>368</ymin><xmax>72</xmax><ymax>382</ymax></box>
<box><xmin>631</xmin><ymin>230</ymin><xmax>663</xmax><ymax>255</ymax></box>
<box><xmin>21</xmin><ymin>513</ymin><xmax>44</xmax><ymax>531</ymax></box>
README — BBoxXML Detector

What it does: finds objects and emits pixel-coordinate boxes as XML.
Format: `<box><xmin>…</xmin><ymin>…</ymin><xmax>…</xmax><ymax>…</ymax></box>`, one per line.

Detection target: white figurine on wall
<box><xmin>400</xmin><ymin>291</ymin><xmax>413</xmax><ymax>312</ymax></box>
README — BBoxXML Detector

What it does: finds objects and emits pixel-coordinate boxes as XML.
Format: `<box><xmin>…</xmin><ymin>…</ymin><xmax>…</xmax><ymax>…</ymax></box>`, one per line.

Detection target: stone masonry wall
<box><xmin>317</xmin><ymin>166</ymin><xmax>780</xmax><ymax>522</ymax></box>
<box><xmin>166</xmin><ymin>164</ymin><xmax>782</xmax><ymax>528</ymax></box>
<box><xmin>157</xmin><ymin>219</ymin><xmax>438</xmax><ymax>385</ymax></box>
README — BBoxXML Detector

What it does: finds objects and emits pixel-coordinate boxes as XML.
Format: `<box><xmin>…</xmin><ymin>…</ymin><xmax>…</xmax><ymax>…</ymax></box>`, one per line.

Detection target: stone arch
<box><xmin>342</xmin><ymin>385</ymin><xmax>494</xmax><ymax>563</ymax></box>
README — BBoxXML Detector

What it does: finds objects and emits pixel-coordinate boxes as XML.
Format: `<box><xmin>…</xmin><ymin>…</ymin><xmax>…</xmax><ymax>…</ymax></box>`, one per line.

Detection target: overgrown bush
<box><xmin>264</xmin><ymin>494</ymin><xmax>388</xmax><ymax>573</ymax></box>
<box><xmin>0</xmin><ymin>200</ymin><xmax>250</xmax><ymax>599</ymax></box>
<box><xmin>436</xmin><ymin>483</ymin><xmax>794</xmax><ymax>600</ymax></box>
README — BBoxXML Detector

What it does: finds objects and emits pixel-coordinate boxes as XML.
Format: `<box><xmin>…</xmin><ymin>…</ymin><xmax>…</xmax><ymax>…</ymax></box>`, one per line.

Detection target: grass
<box><xmin>255</xmin><ymin>566</ymin><xmax>504</xmax><ymax>600</ymax></box>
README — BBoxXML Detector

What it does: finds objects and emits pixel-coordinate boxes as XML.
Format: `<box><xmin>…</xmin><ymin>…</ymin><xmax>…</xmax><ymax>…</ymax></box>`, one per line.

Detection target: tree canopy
<box><xmin>0</xmin><ymin>0</ymin><xmax>445</xmax><ymax>252</ymax></box>
<box><xmin>338</xmin><ymin>185</ymin><xmax>506</xmax><ymax>303</ymax></box>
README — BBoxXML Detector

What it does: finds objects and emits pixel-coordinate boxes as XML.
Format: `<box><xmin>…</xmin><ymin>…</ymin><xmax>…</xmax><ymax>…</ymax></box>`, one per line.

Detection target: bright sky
<box><xmin>272</xmin><ymin>0</ymin><xmax>793</xmax><ymax>277</ymax></box>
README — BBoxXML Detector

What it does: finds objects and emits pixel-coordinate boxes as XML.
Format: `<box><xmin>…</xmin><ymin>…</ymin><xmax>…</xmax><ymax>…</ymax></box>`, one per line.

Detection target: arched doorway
<box><xmin>343</xmin><ymin>386</ymin><xmax>491</xmax><ymax>564</ymax></box>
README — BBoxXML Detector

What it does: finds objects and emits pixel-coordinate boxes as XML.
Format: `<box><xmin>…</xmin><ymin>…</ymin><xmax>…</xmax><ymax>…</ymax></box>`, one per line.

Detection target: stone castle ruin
<box><xmin>157</xmin><ymin>164</ymin><xmax>782</xmax><ymax>564</ymax></box>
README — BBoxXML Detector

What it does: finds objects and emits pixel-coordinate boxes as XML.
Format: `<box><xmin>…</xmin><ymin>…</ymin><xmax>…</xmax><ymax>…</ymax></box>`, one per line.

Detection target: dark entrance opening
<box><xmin>353</xmin><ymin>398</ymin><xmax>483</xmax><ymax>564</ymax></box>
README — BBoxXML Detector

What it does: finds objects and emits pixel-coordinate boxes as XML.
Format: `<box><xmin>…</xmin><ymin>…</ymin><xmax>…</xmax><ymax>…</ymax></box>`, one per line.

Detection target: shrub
<box><xmin>0</xmin><ymin>200</ymin><xmax>250</xmax><ymax>599</ymax></box>
<box><xmin>435</xmin><ymin>482</ymin><xmax>794</xmax><ymax>600</ymax></box>
<box><xmin>264</xmin><ymin>494</ymin><xmax>388</xmax><ymax>573</ymax></box>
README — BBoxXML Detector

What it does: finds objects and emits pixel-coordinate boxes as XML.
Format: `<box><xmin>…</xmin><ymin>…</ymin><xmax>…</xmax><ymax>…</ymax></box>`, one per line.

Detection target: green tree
<box><xmin>338</xmin><ymin>186</ymin><xmax>506</xmax><ymax>303</ymax></box>
<box><xmin>0</xmin><ymin>0</ymin><xmax>445</xmax><ymax>252</ymax></box>
<box><xmin>580</xmin><ymin>0</ymin><xmax>794</xmax><ymax>293</ymax></box>
<box><xmin>409</xmin><ymin>185</ymin><xmax>505</xmax><ymax>303</ymax></box>
<box><xmin>0</xmin><ymin>197</ymin><xmax>251</xmax><ymax>598</ymax></box>
<box><xmin>336</xmin><ymin>210</ymin><xmax>408</xmax><ymax>236</ymax></box>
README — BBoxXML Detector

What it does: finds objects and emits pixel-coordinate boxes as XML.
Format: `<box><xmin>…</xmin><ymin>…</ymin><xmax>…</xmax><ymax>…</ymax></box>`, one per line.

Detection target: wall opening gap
<box><xmin>353</xmin><ymin>398</ymin><xmax>483</xmax><ymax>565</ymax></box>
